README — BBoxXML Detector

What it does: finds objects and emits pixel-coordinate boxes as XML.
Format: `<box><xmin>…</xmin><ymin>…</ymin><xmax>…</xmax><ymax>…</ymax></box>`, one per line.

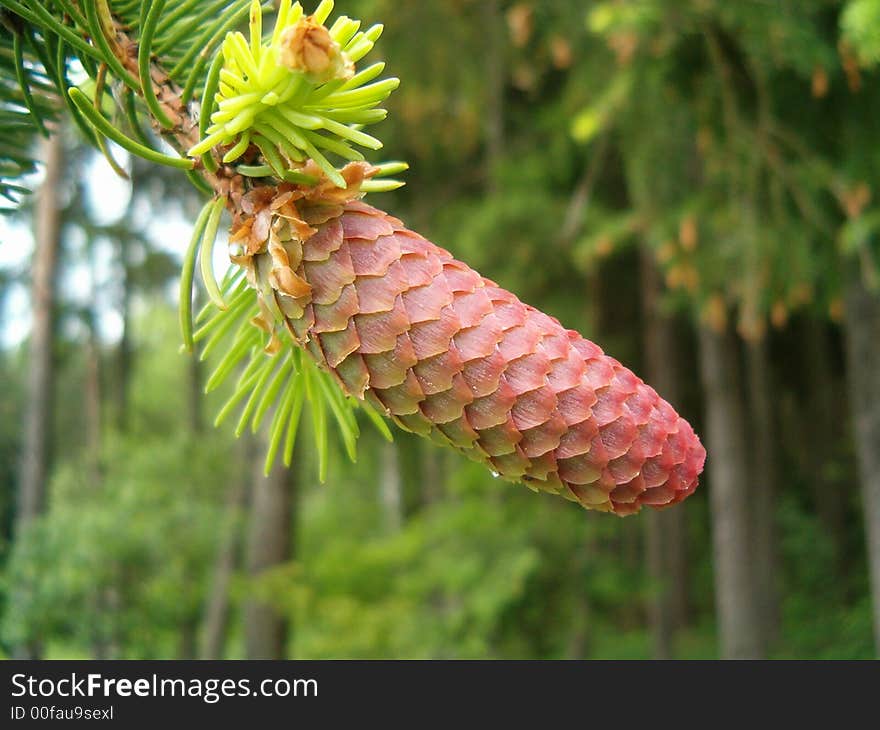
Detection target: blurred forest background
<box><xmin>2</xmin><ymin>0</ymin><xmax>880</xmax><ymax>659</ymax></box>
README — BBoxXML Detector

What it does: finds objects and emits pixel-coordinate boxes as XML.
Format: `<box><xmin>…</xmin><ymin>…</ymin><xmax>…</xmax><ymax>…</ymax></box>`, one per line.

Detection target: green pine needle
<box><xmin>138</xmin><ymin>0</ymin><xmax>175</xmax><ymax>129</ymax></box>
<box><xmin>11</xmin><ymin>30</ymin><xmax>47</xmax><ymax>136</ymax></box>
<box><xmin>199</xmin><ymin>196</ymin><xmax>229</xmax><ymax>310</ymax></box>
<box><xmin>68</xmin><ymin>88</ymin><xmax>194</xmax><ymax>170</ymax></box>
<box><xmin>179</xmin><ymin>200</ymin><xmax>215</xmax><ymax>351</ymax></box>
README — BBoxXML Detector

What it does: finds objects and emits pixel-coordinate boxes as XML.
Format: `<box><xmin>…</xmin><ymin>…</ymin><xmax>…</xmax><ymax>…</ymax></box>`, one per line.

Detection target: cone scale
<box><xmin>232</xmin><ymin>185</ymin><xmax>706</xmax><ymax>516</ymax></box>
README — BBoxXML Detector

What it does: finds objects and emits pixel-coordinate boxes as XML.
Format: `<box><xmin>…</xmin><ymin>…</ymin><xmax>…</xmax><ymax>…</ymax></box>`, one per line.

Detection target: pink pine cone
<box><xmin>264</xmin><ymin>198</ymin><xmax>705</xmax><ymax>516</ymax></box>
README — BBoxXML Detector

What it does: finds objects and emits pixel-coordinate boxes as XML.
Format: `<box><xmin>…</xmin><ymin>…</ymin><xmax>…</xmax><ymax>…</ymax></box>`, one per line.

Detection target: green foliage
<box><xmin>576</xmin><ymin>0</ymin><xmax>879</xmax><ymax>332</ymax></box>
<box><xmin>244</xmin><ymin>454</ymin><xmax>662</xmax><ymax>658</ymax></box>
<box><xmin>0</xmin><ymin>351</ymin><xmax>23</xmax><ymax>534</ymax></box>
<box><xmin>777</xmin><ymin>493</ymin><xmax>874</xmax><ymax>658</ymax></box>
<box><xmin>254</xmin><ymin>499</ymin><xmax>541</xmax><ymax>658</ymax></box>
<box><xmin>1</xmin><ymin>0</ymin><xmax>878</xmax><ymax>660</ymax></box>
<box><xmin>0</xmin><ymin>9</ymin><xmax>59</xmax><ymax>208</ymax></box>
<box><xmin>1</xmin><ymin>305</ymin><xmax>238</xmax><ymax>656</ymax></box>
<box><xmin>2</xmin><ymin>433</ymin><xmax>230</xmax><ymax>656</ymax></box>
<box><xmin>842</xmin><ymin>0</ymin><xmax>880</xmax><ymax>65</ymax></box>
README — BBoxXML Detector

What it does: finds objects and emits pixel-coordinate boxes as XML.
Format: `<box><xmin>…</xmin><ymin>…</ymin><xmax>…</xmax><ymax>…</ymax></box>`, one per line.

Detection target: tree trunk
<box><xmin>243</xmin><ymin>441</ymin><xmax>295</xmax><ymax>659</ymax></box>
<box><xmin>188</xmin><ymin>346</ymin><xmax>204</xmax><ymax>435</ymax></box>
<box><xmin>84</xmin><ymin>332</ymin><xmax>102</xmax><ymax>473</ymax></box>
<box><xmin>16</xmin><ymin>133</ymin><xmax>63</xmax><ymax>531</ymax></box>
<box><xmin>200</xmin><ymin>439</ymin><xmax>251</xmax><ymax>659</ymax></box>
<box><xmin>381</xmin><ymin>441</ymin><xmax>403</xmax><ymax>532</ymax></box>
<box><xmin>566</xmin><ymin>530</ymin><xmax>596</xmax><ymax>659</ymax></box>
<box><xmin>418</xmin><ymin>439</ymin><xmax>445</xmax><ymax>508</ymax></box>
<box><xmin>177</xmin><ymin>619</ymin><xmax>198</xmax><ymax>660</ymax></box>
<box><xmin>843</xmin><ymin>271</ymin><xmax>880</xmax><ymax>657</ymax></box>
<box><xmin>84</xmin><ymin>233</ymin><xmax>115</xmax><ymax>660</ymax></box>
<box><xmin>802</xmin><ymin>318</ymin><xmax>847</xmax><ymax>570</ymax></box>
<box><xmin>13</xmin><ymin>133</ymin><xmax>64</xmax><ymax>660</ymax></box>
<box><xmin>168</xmin><ymin>307</ymin><xmax>206</xmax><ymax>658</ymax></box>
<box><xmin>565</xmin><ymin>591</ymin><xmax>592</xmax><ymax>660</ymax></box>
<box><xmin>84</xmin><ymin>234</ymin><xmax>103</xmax><ymax>481</ymax></box>
<box><xmin>640</xmin><ymin>250</ymin><xmax>689</xmax><ymax>659</ymax></box>
<box><xmin>114</xmin><ymin>235</ymin><xmax>133</xmax><ymax>432</ymax></box>
<box><xmin>482</xmin><ymin>0</ymin><xmax>505</xmax><ymax>193</ymax></box>
<box><xmin>744</xmin><ymin>337</ymin><xmax>781</xmax><ymax>649</ymax></box>
<box><xmin>560</xmin><ymin>135</ymin><xmax>610</xmax><ymax>244</ymax></box>
<box><xmin>698</xmin><ymin>325</ymin><xmax>763</xmax><ymax>659</ymax></box>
